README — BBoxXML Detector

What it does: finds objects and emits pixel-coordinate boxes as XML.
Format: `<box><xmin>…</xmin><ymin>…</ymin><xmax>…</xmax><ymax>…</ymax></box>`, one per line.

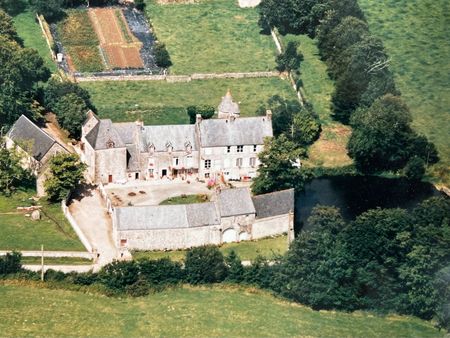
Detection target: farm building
<box><xmin>5</xmin><ymin>115</ymin><xmax>70</xmax><ymax>196</ymax></box>
<box><xmin>112</xmin><ymin>188</ymin><xmax>295</xmax><ymax>250</ymax></box>
<box><xmin>81</xmin><ymin>91</ymin><xmax>273</xmax><ymax>184</ymax></box>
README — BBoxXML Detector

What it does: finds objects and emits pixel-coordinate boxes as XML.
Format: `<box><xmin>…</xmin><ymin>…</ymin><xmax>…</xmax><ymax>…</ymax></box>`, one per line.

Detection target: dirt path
<box><xmin>68</xmin><ymin>185</ymin><xmax>119</xmax><ymax>269</ymax></box>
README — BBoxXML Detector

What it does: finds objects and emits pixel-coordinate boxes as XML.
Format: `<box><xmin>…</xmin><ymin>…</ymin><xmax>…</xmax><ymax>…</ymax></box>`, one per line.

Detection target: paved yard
<box><xmin>105</xmin><ymin>180</ymin><xmax>212</xmax><ymax>207</ymax></box>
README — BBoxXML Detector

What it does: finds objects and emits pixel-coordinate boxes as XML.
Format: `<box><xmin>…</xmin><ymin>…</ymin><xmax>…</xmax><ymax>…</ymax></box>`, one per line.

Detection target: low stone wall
<box><xmin>61</xmin><ymin>200</ymin><xmax>94</xmax><ymax>253</ymax></box>
<box><xmin>252</xmin><ymin>214</ymin><xmax>292</xmax><ymax>240</ymax></box>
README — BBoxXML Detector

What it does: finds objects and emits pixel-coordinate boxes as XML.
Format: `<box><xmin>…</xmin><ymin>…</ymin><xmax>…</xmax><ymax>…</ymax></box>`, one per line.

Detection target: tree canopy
<box><xmin>0</xmin><ymin>141</ymin><xmax>31</xmax><ymax>195</ymax></box>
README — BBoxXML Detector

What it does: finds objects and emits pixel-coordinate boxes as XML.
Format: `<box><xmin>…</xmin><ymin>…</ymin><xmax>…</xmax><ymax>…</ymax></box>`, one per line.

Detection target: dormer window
<box><xmin>184</xmin><ymin>141</ymin><xmax>192</xmax><ymax>153</ymax></box>
<box><xmin>106</xmin><ymin>139</ymin><xmax>115</xmax><ymax>149</ymax></box>
<box><xmin>166</xmin><ymin>141</ymin><xmax>173</xmax><ymax>153</ymax></box>
<box><xmin>147</xmin><ymin>143</ymin><xmax>155</xmax><ymax>154</ymax></box>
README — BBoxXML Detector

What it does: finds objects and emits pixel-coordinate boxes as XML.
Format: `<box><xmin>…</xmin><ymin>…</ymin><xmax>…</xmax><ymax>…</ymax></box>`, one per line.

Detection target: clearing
<box><xmin>146</xmin><ymin>0</ymin><xmax>277</xmax><ymax>74</ymax></box>
<box><xmin>80</xmin><ymin>77</ymin><xmax>297</xmax><ymax>125</ymax></box>
<box><xmin>359</xmin><ymin>0</ymin><xmax>450</xmax><ymax>185</ymax></box>
<box><xmin>0</xmin><ymin>284</ymin><xmax>441</xmax><ymax>337</ymax></box>
<box><xmin>133</xmin><ymin>235</ymin><xmax>289</xmax><ymax>261</ymax></box>
<box><xmin>0</xmin><ymin>189</ymin><xmax>84</xmax><ymax>251</ymax></box>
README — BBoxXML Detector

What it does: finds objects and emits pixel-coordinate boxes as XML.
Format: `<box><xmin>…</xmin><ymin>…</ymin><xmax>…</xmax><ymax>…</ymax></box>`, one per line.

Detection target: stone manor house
<box><xmin>81</xmin><ymin>91</ymin><xmax>273</xmax><ymax>184</ymax></box>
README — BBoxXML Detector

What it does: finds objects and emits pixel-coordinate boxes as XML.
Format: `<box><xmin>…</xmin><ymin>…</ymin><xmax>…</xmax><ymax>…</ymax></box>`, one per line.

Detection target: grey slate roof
<box><xmin>252</xmin><ymin>189</ymin><xmax>295</xmax><ymax>219</ymax></box>
<box><xmin>114</xmin><ymin>122</ymin><xmax>139</xmax><ymax>145</ymax></box>
<box><xmin>115</xmin><ymin>202</ymin><xmax>220</xmax><ymax>231</ymax></box>
<box><xmin>217</xmin><ymin>187</ymin><xmax>255</xmax><ymax>217</ymax></box>
<box><xmin>85</xmin><ymin>119</ymin><xmax>126</xmax><ymax>150</ymax></box>
<box><xmin>140</xmin><ymin>124</ymin><xmax>197</xmax><ymax>152</ymax></box>
<box><xmin>7</xmin><ymin>115</ymin><xmax>56</xmax><ymax>161</ymax></box>
<box><xmin>218</xmin><ymin>91</ymin><xmax>240</xmax><ymax>116</ymax></box>
<box><xmin>199</xmin><ymin>117</ymin><xmax>273</xmax><ymax>147</ymax></box>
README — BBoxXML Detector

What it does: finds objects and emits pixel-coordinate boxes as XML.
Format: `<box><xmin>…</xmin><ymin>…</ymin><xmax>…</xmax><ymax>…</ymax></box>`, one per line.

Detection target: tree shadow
<box><xmin>68</xmin><ymin>183</ymin><xmax>97</xmax><ymax>204</ymax></box>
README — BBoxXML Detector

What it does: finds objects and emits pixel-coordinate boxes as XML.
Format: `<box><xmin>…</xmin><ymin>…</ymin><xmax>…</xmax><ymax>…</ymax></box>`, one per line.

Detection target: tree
<box><xmin>186</xmin><ymin>105</ymin><xmax>215</xmax><ymax>124</ymax></box>
<box><xmin>98</xmin><ymin>260</ymin><xmax>139</xmax><ymax>291</ymax></box>
<box><xmin>0</xmin><ymin>0</ymin><xmax>27</xmax><ymax>16</ymax></box>
<box><xmin>154</xmin><ymin>42</ymin><xmax>172</xmax><ymax>68</ymax></box>
<box><xmin>134</xmin><ymin>0</ymin><xmax>145</xmax><ymax>11</ymax></box>
<box><xmin>0</xmin><ymin>251</ymin><xmax>22</xmax><ymax>274</ymax></box>
<box><xmin>225</xmin><ymin>250</ymin><xmax>245</xmax><ymax>283</ymax></box>
<box><xmin>264</xmin><ymin>95</ymin><xmax>301</xmax><ymax>137</ymax></box>
<box><xmin>44</xmin><ymin>153</ymin><xmax>86</xmax><ymax>201</ymax></box>
<box><xmin>276</xmin><ymin>41</ymin><xmax>303</xmax><ymax>72</ymax></box>
<box><xmin>290</xmin><ymin>107</ymin><xmax>321</xmax><ymax>146</ymax></box>
<box><xmin>53</xmin><ymin>93</ymin><xmax>89</xmax><ymax>139</ymax></box>
<box><xmin>0</xmin><ymin>9</ymin><xmax>22</xmax><ymax>44</ymax></box>
<box><xmin>43</xmin><ymin>78</ymin><xmax>95</xmax><ymax>112</ymax></box>
<box><xmin>404</xmin><ymin>156</ymin><xmax>425</xmax><ymax>180</ymax></box>
<box><xmin>31</xmin><ymin>0</ymin><xmax>64</xmax><ymax>22</ymax></box>
<box><xmin>184</xmin><ymin>246</ymin><xmax>228</xmax><ymax>284</ymax></box>
<box><xmin>0</xmin><ymin>141</ymin><xmax>31</xmax><ymax>195</ymax></box>
<box><xmin>251</xmin><ymin>135</ymin><xmax>310</xmax><ymax>194</ymax></box>
<box><xmin>347</xmin><ymin>94</ymin><xmax>437</xmax><ymax>173</ymax></box>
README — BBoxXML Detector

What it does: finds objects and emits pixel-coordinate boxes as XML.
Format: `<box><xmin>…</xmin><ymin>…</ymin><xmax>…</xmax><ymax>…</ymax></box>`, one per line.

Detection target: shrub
<box><xmin>44</xmin><ymin>269</ymin><xmax>66</xmax><ymax>282</ymax></box>
<box><xmin>154</xmin><ymin>42</ymin><xmax>172</xmax><ymax>68</ymax></box>
<box><xmin>404</xmin><ymin>156</ymin><xmax>425</xmax><ymax>180</ymax></box>
<box><xmin>225</xmin><ymin>250</ymin><xmax>245</xmax><ymax>283</ymax></box>
<box><xmin>0</xmin><ymin>251</ymin><xmax>22</xmax><ymax>275</ymax></box>
<box><xmin>125</xmin><ymin>278</ymin><xmax>151</xmax><ymax>297</ymax></box>
<box><xmin>184</xmin><ymin>246</ymin><xmax>228</xmax><ymax>284</ymax></box>
<box><xmin>138</xmin><ymin>258</ymin><xmax>184</xmax><ymax>286</ymax></box>
<box><xmin>72</xmin><ymin>271</ymin><xmax>98</xmax><ymax>286</ymax></box>
<box><xmin>243</xmin><ymin>256</ymin><xmax>277</xmax><ymax>289</ymax></box>
<box><xmin>98</xmin><ymin>260</ymin><xmax>139</xmax><ymax>291</ymax></box>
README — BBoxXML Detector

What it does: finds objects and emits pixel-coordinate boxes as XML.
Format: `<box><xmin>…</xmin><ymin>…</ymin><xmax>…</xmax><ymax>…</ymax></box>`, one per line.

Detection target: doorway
<box><xmin>108</xmin><ymin>175</ymin><xmax>113</xmax><ymax>183</ymax></box>
<box><xmin>162</xmin><ymin>169</ymin><xmax>167</xmax><ymax>177</ymax></box>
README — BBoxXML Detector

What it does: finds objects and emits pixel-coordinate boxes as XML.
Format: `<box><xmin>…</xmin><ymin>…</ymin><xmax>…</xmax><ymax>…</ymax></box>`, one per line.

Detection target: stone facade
<box><xmin>81</xmin><ymin>99</ymin><xmax>273</xmax><ymax>184</ymax></box>
<box><xmin>112</xmin><ymin>188</ymin><xmax>295</xmax><ymax>251</ymax></box>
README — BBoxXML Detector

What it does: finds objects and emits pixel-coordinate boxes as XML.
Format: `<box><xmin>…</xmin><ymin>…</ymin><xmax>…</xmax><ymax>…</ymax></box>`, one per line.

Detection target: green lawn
<box><xmin>159</xmin><ymin>194</ymin><xmax>209</xmax><ymax>205</ymax></box>
<box><xmin>80</xmin><ymin>77</ymin><xmax>296</xmax><ymax>125</ymax></box>
<box><xmin>133</xmin><ymin>235</ymin><xmax>289</xmax><ymax>262</ymax></box>
<box><xmin>13</xmin><ymin>11</ymin><xmax>57</xmax><ymax>73</ymax></box>
<box><xmin>21</xmin><ymin>256</ymin><xmax>92</xmax><ymax>265</ymax></box>
<box><xmin>146</xmin><ymin>0</ymin><xmax>277</xmax><ymax>74</ymax></box>
<box><xmin>0</xmin><ymin>284</ymin><xmax>441</xmax><ymax>337</ymax></box>
<box><xmin>358</xmin><ymin>0</ymin><xmax>450</xmax><ymax>184</ymax></box>
<box><xmin>0</xmin><ymin>190</ymin><xmax>85</xmax><ymax>251</ymax></box>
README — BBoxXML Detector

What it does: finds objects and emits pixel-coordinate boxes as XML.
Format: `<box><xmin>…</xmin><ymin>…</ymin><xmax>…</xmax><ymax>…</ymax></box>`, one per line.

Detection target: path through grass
<box><xmin>0</xmin><ymin>190</ymin><xmax>85</xmax><ymax>251</ymax></box>
<box><xmin>146</xmin><ymin>0</ymin><xmax>276</xmax><ymax>74</ymax></box>
<box><xmin>81</xmin><ymin>77</ymin><xmax>296</xmax><ymax>125</ymax></box>
<box><xmin>359</xmin><ymin>0</ymin><xmax>450</xmax><ymax>184</ymax></box>
<box><xmin>0</xmin><ymin>284</ymin><xmax>441</xmax><ymax>337</ymax></box>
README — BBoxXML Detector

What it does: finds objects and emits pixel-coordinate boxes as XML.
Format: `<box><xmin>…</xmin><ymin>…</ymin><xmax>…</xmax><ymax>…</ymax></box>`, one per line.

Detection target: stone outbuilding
<box><xmin>217</xmin><ymin>89</ymin><xmax>240</xmax><ymax>119</ymax></box>
<box><xmin>5</xmin><ymin>115</ymin><xmax>69</xmax><ymax>195</ymax></box>
<box><xmin>112</xmin><ymin>187</ymin><xmax>295</xmax><ymax>251</ymax></box>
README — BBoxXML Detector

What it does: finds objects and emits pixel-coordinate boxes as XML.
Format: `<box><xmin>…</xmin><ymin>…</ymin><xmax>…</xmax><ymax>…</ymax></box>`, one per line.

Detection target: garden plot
<box><xmin>55</xmin><ymin>7</ymin><xmax>159</xmax><ymax>74</ymax></box>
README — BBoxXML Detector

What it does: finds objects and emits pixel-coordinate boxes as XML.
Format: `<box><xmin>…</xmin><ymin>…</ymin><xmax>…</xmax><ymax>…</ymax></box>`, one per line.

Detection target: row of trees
<box><xmin>258</xmin><ymin>0</ymin><xmax>439</xmax><ymax>177</ymax></box>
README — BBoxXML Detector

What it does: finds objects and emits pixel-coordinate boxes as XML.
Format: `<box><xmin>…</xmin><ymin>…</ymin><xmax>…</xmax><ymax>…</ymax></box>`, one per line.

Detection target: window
<box><xmin>250</xmin><ymin>157</ymin><xmax>256</xmax><ymax>167</ymax></box>
<box><xmin>148</xmin><ymin>169</ymin><xmax>154</xmax><ymax>178</ymax></box>
<box><xmin>236</xmin><ymin>158</ymin><xmax>243</xmax><ymax>167</ymax></box>
<box><xmin>237</xmin><ymin>145</ymin><xmax>243</xmax><ymax>153</ymax></box>
<box><xmin>173</xmin><ymin>157</ymin><xmax>179</xmax><ymax>166</ymax></box>
<box><xmin>205</xmin><ymin>173</ymin><xmax>210</xmax><ymax>178</ymax></box>
<box><xmin>204</xmin><ymin>159</ymin><xmax>211</xmax><ymax>169</ymax></box>
<box><xmin>253</xmin><ymin>145</ymin><xmax>257</xmax><ymax>152</ymax></box>
<box><xmin>227</xmin><ymin>146</ymin><xmax>231</xmax><ymax>153</ymax></box>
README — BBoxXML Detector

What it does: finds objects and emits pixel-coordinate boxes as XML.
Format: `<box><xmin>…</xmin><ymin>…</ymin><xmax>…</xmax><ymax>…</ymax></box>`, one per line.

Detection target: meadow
<box><xmin>13</xmin><ymin>11</ymin><xmax>57</xmax><ymax>73</ymax></box>
<box><xmin>358</xmin><ymin>0</ymin><xmax>450</xmax><ymax>184</ymax></box>
<box><xmin>0</xmin><ymin>284</ymin><xmax>441</xmax><ymax>337</ymax></box>
<box><xmin>145</xmin><ymin>0</ymin><xmax>277</xmax><ymax>74</ymax></box>
<box><xmin>80</xmin><ymin>77</ymin><xmax>296</xmax><ymax>125</ymax></box>
<box><xmin>0</xmin><ymin>189</ymin><xmax>85</xmax><ymax>251</ymax></box>
<box><xmin>133</xmin><ymin>235</ymin><xmax>289</xmax><ymax>262</ymax></box>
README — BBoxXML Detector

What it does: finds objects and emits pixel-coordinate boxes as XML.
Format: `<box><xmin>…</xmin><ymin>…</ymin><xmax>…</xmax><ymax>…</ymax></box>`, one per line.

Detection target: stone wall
<box><xmin>252</xmin><ymin>214</ymin><xmax>293</xmax><ymax>240</ymax></box>
<box><xmin>95</xmin><ymin>147</ymin><xmax>128</xmax><ymax>184</ymax></box>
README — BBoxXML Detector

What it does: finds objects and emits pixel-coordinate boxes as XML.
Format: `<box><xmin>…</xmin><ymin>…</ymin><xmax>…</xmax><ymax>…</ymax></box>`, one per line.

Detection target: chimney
<box><xmin>196</xmin><ymin>114</ymin><xmax>202</xmax><ymax>124</ymax></box>
<box><xmin>266</xmin><ymin>109</ymin><xmax>272</xmax><ymax>121</ymax></box>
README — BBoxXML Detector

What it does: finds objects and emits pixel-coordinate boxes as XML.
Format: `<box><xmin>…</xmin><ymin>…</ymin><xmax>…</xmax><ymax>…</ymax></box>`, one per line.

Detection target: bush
<box><xmin>98</xmin><ymin>260</ymin><xmax>139</xmax><ymax>291</ymax></box>
<box><xmin>125</xmin><ymin>278</ymin><xmax>151</xmax><ymax>297</ymax></box>
<box><xmin>154</xmin><ymin>42</ymin><xmax>172</xmax><ymax>68</ymax></box>
<box><xmin>0</xmin><ymin>251</ymin><xmax>22</xmax><ymax>275</ymax></box>
<box><xmin>134</xmin><ymin>0</ymin><xmax>145</xmax><ymax>11</ymax></box>
<box><xmin>72</xmin><ymin>271</ymin><xmax>98</xmax><ymax>286</ymax></box>
<box><xmin>138</xmin><ymin>258</ymin><xmax>184</xmax><ymax>286</ymax></box>
<box><xmin>243</xmin><ymin>256</ymin><xmax>277</xmax><ymax>289</ymax></box>
<box><xmin>184</xmin><ymin>246</ymin><xmax>228</xmax><ymax>284</ymax></box>
<box><xmin>186</xmin><ymin>105</ymin><xmax>215</xmax><ymax>124</ymax></box>
<box><xmin>404</xmin><ymin>156</ymin><xmax>425</xmax><ymax>180</ymax></box>
<box><xmin>225</xmin><ymin>250</ymin><xmax>245</xmax><ymax>283</ymax></box>
<box><xmin>44</xmin><ymin>269</ymin><xmax>66</xmax><ymax>282</ymax></box>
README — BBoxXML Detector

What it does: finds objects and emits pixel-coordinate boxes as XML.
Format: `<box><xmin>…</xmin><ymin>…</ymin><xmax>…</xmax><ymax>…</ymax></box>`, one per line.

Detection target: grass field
<box><xmin>13</xmin><ymin>11</ymin><xmax>57</xmax><ymax>73</ymax></box>
<box><xmin>0</xmin><ymin>284</ymin><xmax>441</xmax><ymax>337</ymax></box>
<box><xmin>0</xmin><ymin>190</ymin><xmax>85</xmax><ymax>251</ymax></box>
<box><xmin>80</xmin><ymin>77</ymin><xmax>296</xmax><ymax>125</ymax></box>
<box><xmin>358</xmin><ymin>0</ymin><xmax>450</xmax><ymax>184</ymax></box>
<box><xmin>133</xmin><ymin>235</ymin><xmax>289</xmax><ymax>262</ymax></box>
<box><xmin>281</xmin><ymin>34</ymin><xmax>352</xmax><ymax>168</ymax></box>
<box><xmin>21</xmin><ymin>257</ymin><xmax>92</xmax><ymax>265</ymax></box>
<box><xmin>159</xmin><ymin>194</ymin><xmax>209</xmax><ymax>205</ymax></box>
<box><xmin>145</xmin><ymin>0</ymin><xmax>277</xmax><ymax>74</ymax></box>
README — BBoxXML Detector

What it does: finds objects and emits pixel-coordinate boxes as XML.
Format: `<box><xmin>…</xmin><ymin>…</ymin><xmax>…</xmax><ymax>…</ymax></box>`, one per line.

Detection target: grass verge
<box><xmin>159</xmin><ymin>194</ymin><xmax>209</xmax><ymax>205</ymax></box>
<box><xmin>145</xmin><ymin>0</ymin><xmax>276</xmax><ymax>74</ymax></box>
<box><xmin>21</xmin><ymin>257</ymin><xmax>92</xmax><ymax>265</ymax></box>
<box><xmin>13</xmin><ymin>11</ymin><xmax>57</xmax><ymax>73</ymax></box>
<box><xmin>358</xmin><ymin>0</ymin><xmax>450</xmax><ymax>185</ymax></box>
<box><xmin>0</xmin><ymin>283</ymin><xmax>442</xmax><ymax>337</ymax></box>
<box><xmin>0</xmin><ymin>189</ymin><xmax>85</xmax><ymax>251</ymax></box>
<box><xmin>80</xmin><ymin>77</ymin><xmax>296</xmax><ymax>125</ymax></box>
<box><xmin>133</xmin><ymin>235</ymin><xmax>289</xmax><ymax>262</ymax></box>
